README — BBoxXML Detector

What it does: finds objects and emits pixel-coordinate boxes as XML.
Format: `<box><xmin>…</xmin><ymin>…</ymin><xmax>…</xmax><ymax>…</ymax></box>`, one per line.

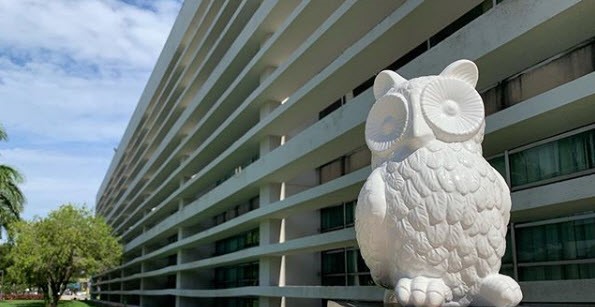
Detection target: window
<box><xmin>317</xmin><ymin>147</ymin><xmax>371</xmax><ymax>185</ymax></box>
<box><xmin>499</xmin><ymin>228</ymin><xmax>514</xmax><ymax>278</ymax></box>
<box><xmin>510</xmin><ymin>128</ymin><xmax>594</xmax><ymax>188</ymax></box>
<box><xmin>499</xmin><ymin>213</ymin><xmax>595</xmax><ymax>282</ymax></box>
<box><xmin>488</xmin><ymin>155</ymin><xmax>506</xmax><ymax>179</ymax></box>
<box><xmin>429</xmin><ymin>0</ymin><xmax>493</xmax><ymax>47</ymax></box>
<box><xmin>321</xmin><ymin>248</ymin><xmax>373</xmax><ymax>286</ymax></box>
<box><xmin>487</xmin><ymin>127</ymin><xmax>595</xmax><ymax>190</ymax></box>
<box><xmin>519</xmin><ymin>263</ymin><xmax>595</xmax><ymax>281</ymax></box>
<box><xmin>352</xmin><ymin>76</ymin><xmax>374</xmax><ymax>98</ymax></box>
<box><xmin>214</xmin><ymin>196</ymin><xmax>260</xmax><ymax>226</ymax></box>
<box><xmin>319</xmin><ymin>96</ymin><xmax>347</xmax><ymax>120</ymax></box>
<box><xmin>215</xmin><ymin>228</ymin><xmax>259</xmax><ymax>256</ymax></box>
<box><xmin>345</xmin><ymin>147</ymin><xmax>371</xmax><ymax>173</ymax></box>
<box><xmin>352</xmin><ymin>0</ymin><xmax>500</xmax><ymax>99</ymax></box>
<box><xmin>318</xmin><ymin>157</ymin><xmax>345</xmax><ymax>184</ymax></box>
<box><xmin>321</xmin><ymin>200</ymin><xmax>356</xmax><ymax>233</ymax></box>
<box><xmin>483</xmin><ymin>38</ymin><xmax>595</xmax><ymax>115</ymax></box>
<box><xmin>166</xmin><ymin>274</ymin><xmax>176</xmax><ymax>289</ymax></box>
<box><xmin>167</xmin><ymin>254</ymin><xmax>177</xmax><ymax>266</ymax></box>
<box><xmin>517</xmin><ymin>217</ymin><xmax>595</xmax><ymax>263</ymax></box>
<box><xmin>214</xmin><ymin>262</ymin><xmax>259</xmax><ymax>289</ymax></box>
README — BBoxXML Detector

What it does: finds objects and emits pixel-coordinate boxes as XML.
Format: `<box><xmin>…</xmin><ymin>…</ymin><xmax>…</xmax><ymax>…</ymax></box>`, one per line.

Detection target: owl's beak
<box><xmin>408</xmin><ymin>103</ymin><xmax>434</xmax><ymax>151</ymax></box>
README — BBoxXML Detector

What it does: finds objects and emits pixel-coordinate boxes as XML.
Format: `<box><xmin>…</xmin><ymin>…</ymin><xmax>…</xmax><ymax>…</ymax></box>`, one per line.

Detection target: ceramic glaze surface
<box><xmin>355</xmin><ymin>60</ymin><xmax>522</xmax><ymax>307</ymax></box>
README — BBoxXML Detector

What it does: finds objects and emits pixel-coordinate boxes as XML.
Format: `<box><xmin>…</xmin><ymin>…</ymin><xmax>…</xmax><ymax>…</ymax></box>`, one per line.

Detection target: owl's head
<box><xmin>365</xmin><ymin>60</ymin><xmax>485</xmax><ymax>166</ymax></box>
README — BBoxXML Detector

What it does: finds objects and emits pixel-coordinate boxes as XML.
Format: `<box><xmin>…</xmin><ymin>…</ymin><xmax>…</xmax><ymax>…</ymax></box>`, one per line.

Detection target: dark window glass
<box><xmin>167</xmin><ymin>254</ymin><xmax>177</xmax><ymax>266</ymax></box>
<box><xmin>488</xmin><ymin>156</ymin><xmax>506</xmax><ymax>180</ymax></box>
<box><xmin>213</xmin><ymin>197</ymin><xmax>259</xmax><ymax>226</ymax></box>
<box><xmin>215</xmin><ymin>228</ymin><xmax>260</xmax><ymax>256</ymax></box>
<box><xmin>214</xmin><ymin>262</ymin><xmax>259</xmax><ymax>289</ymax></box>
<box><xmin>353</xmin><ymin>76</ymin><xmax>374</xmax><ymax>97</ymax></box>
<box><xmin>319</xmin><ymin>97</ymin><xmax>345</xmax><ymax>120</ymax></box>
<box><xmin>346</xmin><ymin>249</ymin><xmax>368</xmax><ymax>274</ymax></box>
<box><xmin>321</xmin><ymin>205</ymin><xmax>345</xmax><ymax>232</ymax></box>
<box><xmin>320</xmin><ymin>200</ymin><xmax>358</xmax><ymax>232</ymax></box>
<box><xmin>322</xmin><ymin>275</ymin><xmax>346</xmax><ymax>286</ymax></box>
<box><xmin>510</xmin><ymin>129</ymin><xmax>595</xmax><ymax>187</ymax></box>
<box><xmin>429</xmin><ymin>0</ymin><xmax>493</xmax><ymax>47</ymax></box>
<box><xmin>502</xmin><ymin>228</ymin><xmax>513</xmax><ymax>264</ymax></box>
<box><xmin>321</xmin><ymin>248</ymin><xmax>371</xmax><ymax>286</ymax></box>
<box><xmin>345</xmin><ymin>201</ymin><xmax>356</xmax><ymax>226</ymax></box>
<box><xmin>385</xmin><ymin>41</ymin><xmax>428</xmax><ymax>72</ymax></box>
<box><xmin>322</xmin><ymin>250</ymin><xmax>345</xmax><ymax>275</ymax></box>
<box><xmin>347</xmin><ymin>274</ymin><xmax>375</xmax><ymax>286</ymax></box>
<box><xmin>517</xmin><ymin>217</ymin><xmax>595</xmax><ymax>263</ymax></box>
<box><xmin>519</xmin><ymin>263</ymin><xmax>595</xmax><ymax>281</ymax></box>
<box><xmin>500</xmin><ymin>264</ymin><xmax>514</xmax><ymax>278</ymax></box>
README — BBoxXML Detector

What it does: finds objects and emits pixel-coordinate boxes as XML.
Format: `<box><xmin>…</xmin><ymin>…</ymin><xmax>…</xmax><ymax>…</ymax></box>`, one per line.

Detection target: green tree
<box><xmin>8</xmin><ymin>204</ymin><xmax>122</xmax><ymax>307</ymax></box>
<box><xmin>0</xmin><ymin>124</ymin><xmax>25</xmax><ymax>237</ymax></box>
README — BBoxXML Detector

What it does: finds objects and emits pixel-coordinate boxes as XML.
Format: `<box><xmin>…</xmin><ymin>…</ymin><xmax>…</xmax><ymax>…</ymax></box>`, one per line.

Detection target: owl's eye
<box><xmin>365</xmin><ymin>92</ymin><xmax>408</xmax><ymax>152</ymax></box>
<box><xmin>421</xmin><ymin>78</ymin><xmax>484</xmax><ymax>140</ymax></box>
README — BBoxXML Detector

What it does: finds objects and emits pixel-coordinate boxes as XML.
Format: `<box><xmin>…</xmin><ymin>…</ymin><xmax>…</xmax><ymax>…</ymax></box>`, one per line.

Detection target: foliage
<box><xmin>7</xmin><ymin>204</ymin><xmax>121</xmax><ymax>307</ymax></box>
<box><xmin>0</xmin><ymin>124</ymin><xmax>25</xmax><ymax>239</ymax></box>
<box><xmin>0</xmin><ymin>243</ymin><xmax>27</xmax><ymax>294</ymax></box>
<box><xmin>0</xmin><ymin>301</ymin><xmax>95</xmax><ymax>307</ymax></box>
<box><xmin>1</xmin><ymin>293</ymin><xmax>44</xmax><ymax>300</ymax></box>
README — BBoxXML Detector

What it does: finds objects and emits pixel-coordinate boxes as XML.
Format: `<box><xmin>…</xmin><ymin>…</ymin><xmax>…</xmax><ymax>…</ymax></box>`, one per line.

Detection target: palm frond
<box><xmin>0</xmin><ymin>124</ymin><xmax>7</xmax><ymax>141</ymax></box>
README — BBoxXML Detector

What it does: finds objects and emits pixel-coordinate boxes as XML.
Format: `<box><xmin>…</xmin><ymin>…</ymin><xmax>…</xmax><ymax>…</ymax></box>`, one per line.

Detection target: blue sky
<box><xmin>0</xmin><ymin>0</ymin><xmax>182</xmax><ymax>219</ymax></box>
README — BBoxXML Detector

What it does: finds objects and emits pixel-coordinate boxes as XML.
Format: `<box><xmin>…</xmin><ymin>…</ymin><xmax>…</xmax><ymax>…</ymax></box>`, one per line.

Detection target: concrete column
<box><xmin>261</xmin><ymin>65</ymin><xmax>277</xmax><ymax>85</ymax></box>
<box><xmin>261</xmin><ymin>32</ymin><xmax>273</xmax><ymax>49</ymax></box>
<box><xmin>139</xmin><ymin>275</ymin><xmax>146</xmax><ymax>307</ymax></box>
<box><xmin>258</xmin><ymin>84</ymin><xmax>287</xmax><ymax>307</ymax></box>
<box><xmin>260</xmin><ymin>100</ymin><xmax>282</xmax><ymax>121</ymax></box>
<box><xmin>259</xmin><ymin>181</ymin><xmax>285</xmax><ymax>307</ymax></box>
<box><xmin>178</xmin><ymin>198</ymin><xmax>185</xmax><ymax>212</ymax></box>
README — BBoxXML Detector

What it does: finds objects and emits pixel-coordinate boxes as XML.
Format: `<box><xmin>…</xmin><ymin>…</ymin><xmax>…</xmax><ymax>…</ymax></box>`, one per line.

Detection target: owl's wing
<box><xmin>355</xmin><ymin>167</ymin><xmax>392</xmax><ymax>287</ymax></box>
<box><xmin>495</xmin><ymin>169</ymin><xmax>512</xmax><ymax>232</ymax></box>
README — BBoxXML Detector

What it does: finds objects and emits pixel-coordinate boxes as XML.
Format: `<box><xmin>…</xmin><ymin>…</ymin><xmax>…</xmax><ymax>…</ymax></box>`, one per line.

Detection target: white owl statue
<box><xmin>355</xmin><ymin>60</ymin><xmax>522</xmax><ymax>307</ymax></box>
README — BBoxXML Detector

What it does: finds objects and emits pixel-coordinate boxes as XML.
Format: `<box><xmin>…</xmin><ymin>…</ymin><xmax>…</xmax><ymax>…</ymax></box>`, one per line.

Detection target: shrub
<box><xmin>2</xmin><ymin>293</ymin><xmax>45</xmax><ymax>300</ymax></box>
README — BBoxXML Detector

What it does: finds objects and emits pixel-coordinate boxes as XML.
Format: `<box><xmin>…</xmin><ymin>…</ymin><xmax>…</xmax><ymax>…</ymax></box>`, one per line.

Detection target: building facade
<box><xmin>92</xmin><ymin>0</ymin><xmax>595</xmax><ymax>306</ymax></box>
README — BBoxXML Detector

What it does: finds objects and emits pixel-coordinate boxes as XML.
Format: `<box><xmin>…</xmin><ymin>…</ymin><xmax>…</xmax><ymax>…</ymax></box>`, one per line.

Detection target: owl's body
<box><xmin>357</xmin><ymin>140</ymin><xmax>510</xmax><ymax>305</ymax></box>
<box><xmin>355</xmin><ymin>60</ymin><xmax>522</xmax><ymax>306</ymax></box>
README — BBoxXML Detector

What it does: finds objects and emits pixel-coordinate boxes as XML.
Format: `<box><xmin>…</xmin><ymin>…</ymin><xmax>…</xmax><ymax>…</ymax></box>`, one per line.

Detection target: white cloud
<box><xmin>0</xmin><ymin>0</ymin><xmax>181</xmax><ymax>218</ymax></box>
<box><xmin>0</xmin><ymin>0</ymin><xmax>181</xmax><ymax>144</ymax></box>
<box><xmin>0</xmin><ymin>0</ymin><xmax>180</xmax><ymax>67</ymax></box>
<box><xmin>0</xmin><ymin>58</ymin><xmax>145</xmax><ymax>143</ymax></box>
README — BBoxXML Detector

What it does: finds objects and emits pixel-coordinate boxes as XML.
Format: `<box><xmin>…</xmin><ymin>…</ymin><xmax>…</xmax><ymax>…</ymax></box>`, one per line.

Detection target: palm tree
<box><xmin>0</xmin><ymin>125</ymin><xmax>24</xmax><ymax>236</ymax></box>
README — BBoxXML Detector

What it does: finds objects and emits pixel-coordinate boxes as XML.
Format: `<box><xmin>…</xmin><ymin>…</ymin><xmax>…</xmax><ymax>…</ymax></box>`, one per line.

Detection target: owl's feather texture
<box><xmin>356</xmin><ymin>139</ymin><xmax>511</xmax><ymax>305</ymax></box>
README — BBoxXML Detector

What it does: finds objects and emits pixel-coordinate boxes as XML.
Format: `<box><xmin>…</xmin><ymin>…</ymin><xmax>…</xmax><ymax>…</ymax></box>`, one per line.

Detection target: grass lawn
<box><xmin>0</xmin><ymin>301</ymin><xmax>94</xmax><ymax>307</ymax></box>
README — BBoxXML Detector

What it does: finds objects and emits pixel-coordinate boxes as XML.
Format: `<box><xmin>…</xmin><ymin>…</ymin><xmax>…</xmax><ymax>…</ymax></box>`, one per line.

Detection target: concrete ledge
<box><xmin>95</xmin><ymin>285</ymin><xmax>385</xmax><ymax>301</ymax></box>
<box><xmin>94</xmin><ymin>168</ymin><xmax>368</xmax><ymax>281</ymax></box>
<box><xmin>485</xmin><ymin>72</ymin><xmax>595</xmax><ymax>156</ymax></box>
<box><xmin>512</xmin><ymin>174</ymin><xmax>595</xmax><ymax>222</ymax></box>
<box><xmin>520</xmin><ymin>279</ymin><xmax>595</xmax><ymax>303</ymax></box>
<box><xmin>99</xmin><ymin>228</ymin><xmax>357</xmax><ymax>284</ymax></box>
